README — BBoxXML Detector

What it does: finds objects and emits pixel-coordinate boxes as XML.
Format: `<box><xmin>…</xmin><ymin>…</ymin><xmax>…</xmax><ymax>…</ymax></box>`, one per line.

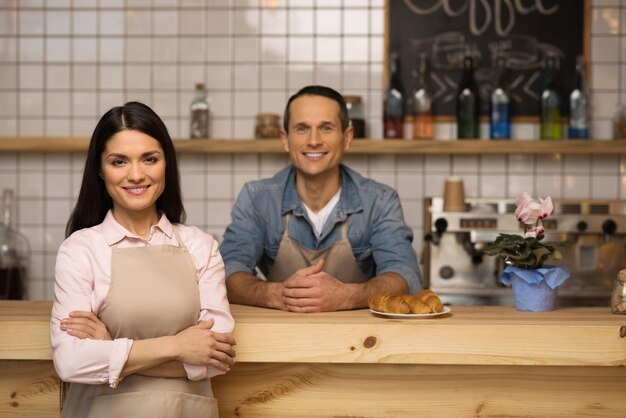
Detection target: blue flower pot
<box><xmin>510</xmin><ymin>275</ymin><xmax>558</xmax><ymax>312</ymax></box>
<box><xmin>500</xmin><ymin>266</ymin><xmax>570</xmax><ymax>312</ymax></box>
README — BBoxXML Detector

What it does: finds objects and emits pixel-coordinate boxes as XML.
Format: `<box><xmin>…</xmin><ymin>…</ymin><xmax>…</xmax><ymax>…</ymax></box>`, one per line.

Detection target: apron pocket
<box><xmin>87</xmin><ymin>391</ymin><xmax>218</xmax><ymax>418</ymax></box>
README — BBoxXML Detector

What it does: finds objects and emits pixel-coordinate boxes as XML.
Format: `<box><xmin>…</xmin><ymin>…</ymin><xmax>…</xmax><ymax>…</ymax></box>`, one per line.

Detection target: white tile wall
<box><xmin>1</xmin><ymin>0</ymin><xmax>625</xmax><ymax>299</ymax></box>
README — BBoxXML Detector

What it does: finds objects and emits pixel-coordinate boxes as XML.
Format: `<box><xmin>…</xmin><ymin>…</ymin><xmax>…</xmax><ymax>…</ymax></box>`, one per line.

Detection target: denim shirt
<box><xmin>220</xmin><ymin>164</ymin><xmax>423</xmax><ymax>294</ymax></box>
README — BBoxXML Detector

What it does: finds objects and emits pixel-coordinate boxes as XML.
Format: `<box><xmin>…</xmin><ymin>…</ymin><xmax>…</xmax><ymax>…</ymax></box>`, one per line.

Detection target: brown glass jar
<box><xmin>255</xmin><ymin>113</ymin><xmax>281</xmax><ymax>139</ymax></box>
<box><xmin>611</xmin><ymin>269</ymin><xmax>626</xmax><ymax>314</ymax></box>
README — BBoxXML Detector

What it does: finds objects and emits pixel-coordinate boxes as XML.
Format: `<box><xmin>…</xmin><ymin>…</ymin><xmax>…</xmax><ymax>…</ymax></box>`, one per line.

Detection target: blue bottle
<box><xmin>489</xmin><ymin>55</ymin><xmax>511</xmax><ymax>139</ymax></box>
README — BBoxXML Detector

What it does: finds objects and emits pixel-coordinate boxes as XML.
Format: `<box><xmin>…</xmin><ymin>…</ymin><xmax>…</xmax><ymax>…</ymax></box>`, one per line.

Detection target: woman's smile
<box><xmin>123</xmin><ymin>185</ymin><xmax>151</xmax><ymax>195</ymax></box>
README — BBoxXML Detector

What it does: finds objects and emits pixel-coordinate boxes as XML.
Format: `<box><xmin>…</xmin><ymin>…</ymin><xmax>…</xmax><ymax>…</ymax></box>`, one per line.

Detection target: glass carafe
<box><xmin>190</xmin><ymin>83</ymin><xmax>210</xmax><ymax>139</ymax></box>
<box><xmin>0</xmin><ymin>189</ymin><xmax>29</xmax><ymax>299</ymax></box>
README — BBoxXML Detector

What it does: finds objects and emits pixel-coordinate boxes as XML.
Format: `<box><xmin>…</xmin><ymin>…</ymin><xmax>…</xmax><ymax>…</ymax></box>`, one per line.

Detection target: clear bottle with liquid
<box><xmin>540</xmin><ymin>53</ymin><xmax>562</xmax><ymax>140</ymax></box>
<box><xmin>456</xmin><ymin>55</ymin><xmax>480</xmax><ymax>139</ymax></box>
<box><xmin>411</xmin><ymin>53</ymin><xmax>433</xmax><ymax>140</ymax></box>
<box><xmin>190</xmin><ymin>83</ymin><xmax>210</xmax><ymax>139</ymax></box>
<box><xmin>0</xmin><ymin>189</ymin><xmax>29</xmax><ymax>300</ymax></box>
<box><xmin>489</xmin><ymin>54</ymin><xmax>511</xmax><ymax>140</ymax></box>
<box><xmin>383</xmin><ymin>52</ymin><xmax>405</xmax><ymax>139</ymax></box>
<box><xmin>568</xmin><ymin>55</ymin><xmax>590</xmax><ymax>139</ymax></box>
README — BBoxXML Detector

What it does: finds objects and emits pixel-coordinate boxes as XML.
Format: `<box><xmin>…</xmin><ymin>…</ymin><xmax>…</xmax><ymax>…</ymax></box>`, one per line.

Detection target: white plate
<box><xmin>369</xmin><ymin>306</ymin><xmax>452</xmax><ymax>319</ymax></box>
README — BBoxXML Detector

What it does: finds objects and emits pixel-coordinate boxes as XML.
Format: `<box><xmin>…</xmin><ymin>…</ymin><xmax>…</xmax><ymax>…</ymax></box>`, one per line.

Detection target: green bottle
<box><xmin>456</xmin><ymin>55</ymin><xmax>480</xmax><ymax>139</ymax></box>
<box><xmin>540</xmin><ymin>53</ymin><xmax>562</xmax><ymax>140</ymax></box>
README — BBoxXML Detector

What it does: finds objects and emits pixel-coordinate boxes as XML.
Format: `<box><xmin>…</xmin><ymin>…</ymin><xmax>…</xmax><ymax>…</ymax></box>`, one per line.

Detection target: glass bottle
<box><xmin>456</xmin><ymin>55</ymin><xmax>480</xmax><ymax>139</ymax></box>
<box><xmin>613</xmin><ymin>104</ymin><xmax>626</xmax><ymax>140</ymax></box>
<box><xmin>489</xmin><ymin>55</ymin><xmax>511</xmax><ymax>140</ymax></box>
<box><xmin>0</xmin><ymin>189</ymin><xmax>29</xmax><ymax>300</ymax></box>
<box><xmin>611</xmin><ymin>269</ymin><xmax>626</xmax><ymax>314</ymax></box>
<box><xmin>383</xmin><ymin>52</ymin><xmax>405</xmax><ymax>139</ymax></box>
<box><xmin>540</xmin><ymin>53</ymin><xmax>562</xmax><ymax>140</ymax></box>
<box><xmin>190</xmin><ymin>83</ymin><xmax>210</xmax><ymax>139</ymax></box>
<box><xmin>411</xmin><ymin>53</ymin><xmax>433</xmax><ymax>140</ymax></box>
<box><xmin>345</xmin><ymin>96</ymin><xmax>366</xmax><ymax>138</ymax></box>
<box><xmin>568</xmin><ymin>55</ymin><xmax>589</xmax><ymax>139</ymax></box>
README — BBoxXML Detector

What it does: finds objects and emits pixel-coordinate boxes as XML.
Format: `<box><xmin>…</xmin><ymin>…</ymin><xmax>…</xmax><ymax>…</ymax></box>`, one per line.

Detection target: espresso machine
<box><xmin>423</xmin><ymin>197</ymin><xmax>626</xmax><ymax>307</ymax></box>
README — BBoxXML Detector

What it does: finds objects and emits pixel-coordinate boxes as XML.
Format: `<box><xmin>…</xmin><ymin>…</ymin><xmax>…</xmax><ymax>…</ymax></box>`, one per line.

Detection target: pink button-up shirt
<box><xmin>51</xmin><ymin>211</ymin><xmax>235</xmax><ymax>387</ymax></box>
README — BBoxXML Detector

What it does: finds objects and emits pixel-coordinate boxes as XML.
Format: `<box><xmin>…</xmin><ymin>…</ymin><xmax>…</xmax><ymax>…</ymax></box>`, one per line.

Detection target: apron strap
<box><xmin>282</xmin><ymin>213</ymin><xmax>292</xmax><ymax>240</ymax></box>
<box><xmin>171</xmin><ymin>227</ymin><xmax>188</xmax><ymax>250</ymax></box>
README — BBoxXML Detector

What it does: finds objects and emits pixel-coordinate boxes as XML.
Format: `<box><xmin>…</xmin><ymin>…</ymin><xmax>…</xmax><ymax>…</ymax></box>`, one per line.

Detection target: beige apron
<box><xmin>267</xmin><ymin>213</ymin><xmax>369</xmax><ymax>283</ymax></box>
<box><xmin>61</xmin><ymin>229</ymin><xmax>218</xmax><ymax>418</ymax></box>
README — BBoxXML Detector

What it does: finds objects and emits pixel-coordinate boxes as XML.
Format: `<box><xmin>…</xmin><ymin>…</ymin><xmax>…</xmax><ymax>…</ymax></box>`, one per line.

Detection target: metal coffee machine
<box><xmin>423</xmin><ymin>197</ymin><xmax>626</xmax><ymax>307</ymax></box>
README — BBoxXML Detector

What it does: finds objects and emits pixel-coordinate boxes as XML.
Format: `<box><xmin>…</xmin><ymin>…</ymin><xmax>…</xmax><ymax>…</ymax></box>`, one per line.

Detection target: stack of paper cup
<box><xmin>443</xmin><ymin>177</ymin><xmax>466</xmax><ymax>212</ymax></box>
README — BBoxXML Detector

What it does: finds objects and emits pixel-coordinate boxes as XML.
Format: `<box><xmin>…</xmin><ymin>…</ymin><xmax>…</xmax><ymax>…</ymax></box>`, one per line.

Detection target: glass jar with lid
<box><xmin>255</xmin><ymin>113</ymin><xmax>281</xmax><ymax>139</ymax></box>
<box><xmin>344</xmin><ymin>95</ymin><xmax>365</xmax><ymax>138</ymax></box>
<box><xmin>611</xmin><ymin>269</ymin><xmax>626</xmax><ymax>314</ymax></box>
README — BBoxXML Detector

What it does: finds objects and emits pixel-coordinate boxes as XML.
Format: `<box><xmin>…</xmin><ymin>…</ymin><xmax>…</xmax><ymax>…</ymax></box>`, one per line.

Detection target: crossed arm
<box><xmin>52</xmin><ymin>232</ymin><xmax>237</xmax><ymax>385</ymax></box>
<box><xmin>60</xmin><ymin>312</ymin><xmax>235</xmax><ymax>378</ymax></box>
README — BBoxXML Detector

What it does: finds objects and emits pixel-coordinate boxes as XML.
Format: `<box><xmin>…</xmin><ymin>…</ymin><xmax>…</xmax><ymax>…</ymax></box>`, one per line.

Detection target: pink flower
<box><xmin>539</xmin><ymin>196</ymin><xmax>553</xmax><ymax>219</ymax></box>
<box><xmin>514</xmin><ymin>192</ymin><xmax>532</xmax><ymax>222</ymax></box>
<box><xmin>515</xmin><ymin>193</ymin><xmax>553</xmax><ymax>225</ymax></box>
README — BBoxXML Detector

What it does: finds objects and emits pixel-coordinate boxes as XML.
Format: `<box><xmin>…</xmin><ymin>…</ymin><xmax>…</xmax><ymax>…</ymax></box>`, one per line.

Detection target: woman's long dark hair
<box><xmin>65</xmin><ymin>102</ymin><xmax>185</xmax><ymax>237</ymax></box>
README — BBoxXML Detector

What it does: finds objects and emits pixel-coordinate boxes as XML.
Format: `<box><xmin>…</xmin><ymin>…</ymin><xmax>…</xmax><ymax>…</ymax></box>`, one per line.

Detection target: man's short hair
<box><xmin>282</xmin><ymin>85</ymin><xmax>350</xmax><ymax>133</ymax></box>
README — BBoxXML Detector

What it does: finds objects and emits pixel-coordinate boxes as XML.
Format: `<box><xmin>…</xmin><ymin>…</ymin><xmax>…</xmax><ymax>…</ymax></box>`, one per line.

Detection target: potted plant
<box><xmin>483</xmin><ymin>193</ymin><xmax>569</xmax><ymax>312</ymax></box>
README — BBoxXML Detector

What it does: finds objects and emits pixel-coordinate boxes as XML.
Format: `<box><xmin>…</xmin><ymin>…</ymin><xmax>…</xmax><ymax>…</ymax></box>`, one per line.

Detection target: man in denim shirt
<box><xmin>220</xmin><ymin>85</ymin><xmax>422</xmax><ymax>312</ymax></box>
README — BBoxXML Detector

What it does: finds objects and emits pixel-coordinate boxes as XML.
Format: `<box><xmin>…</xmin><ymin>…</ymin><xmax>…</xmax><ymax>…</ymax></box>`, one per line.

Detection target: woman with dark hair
<box><xmin>51</xmin><ymin>102</ymin><xmax>235</xmax><ymax>418</ymax></box>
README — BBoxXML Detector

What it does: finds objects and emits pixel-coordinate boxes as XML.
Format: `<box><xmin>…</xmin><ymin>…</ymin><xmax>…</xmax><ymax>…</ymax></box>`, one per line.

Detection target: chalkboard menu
<box><xmin>388</xmin><ymin>0</ymin><xmax>587</xmax><ymax>119</ymax></box>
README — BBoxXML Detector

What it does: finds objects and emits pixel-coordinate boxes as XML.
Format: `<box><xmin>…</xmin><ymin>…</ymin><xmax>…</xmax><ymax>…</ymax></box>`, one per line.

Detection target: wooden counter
<box><xmin>1</xmin><ymin>301</ymin><xmax>626</xmax><ymax>417</ymax></box>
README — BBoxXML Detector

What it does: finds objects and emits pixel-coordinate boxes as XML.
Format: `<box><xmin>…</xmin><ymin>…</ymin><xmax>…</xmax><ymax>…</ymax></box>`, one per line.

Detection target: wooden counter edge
<box><xmin>1</xmin><ymin>301</ymin><xmax>625</xmax><ymax>366</ymax></box>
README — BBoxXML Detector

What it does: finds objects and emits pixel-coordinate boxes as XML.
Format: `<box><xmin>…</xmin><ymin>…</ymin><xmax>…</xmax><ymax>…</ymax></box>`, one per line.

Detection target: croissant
<box><xmin>415</xmin><ymin>289</ymin><xmax>444</xmax><ymax>313</ymax></box>
<box><xmin>368</xmin><ymin>292</ymin><xmax>410</xmax><ymax>314</ymax></box>
<box><xmin>369</xmin><ymin>290</ymin><xmax>445</xmax><ymax>315</ymax></box>
<box><xmin>400</xmin><ymin>294</ymin><xmax>431</xmax><ymax>314</ymax></box>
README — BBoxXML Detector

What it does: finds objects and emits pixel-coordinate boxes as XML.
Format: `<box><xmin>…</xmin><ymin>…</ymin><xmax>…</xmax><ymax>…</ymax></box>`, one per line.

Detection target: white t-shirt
<box><xmin>303</xmin><ymin>188</ymin><xmax>341</xmax><ymax>238</ymax></box>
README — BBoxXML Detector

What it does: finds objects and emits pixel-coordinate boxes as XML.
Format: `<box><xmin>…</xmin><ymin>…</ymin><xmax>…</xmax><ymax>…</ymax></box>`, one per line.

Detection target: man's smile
<box><xmin>303</xmin><ymin>152</ymin><xmax>327</xmax><ymax>159</ymax></box>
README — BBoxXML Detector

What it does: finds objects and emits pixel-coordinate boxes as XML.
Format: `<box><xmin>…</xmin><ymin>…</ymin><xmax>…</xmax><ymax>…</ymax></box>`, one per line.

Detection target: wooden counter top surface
<box><xmin>2</xmin><ymin>301</ymin><xmax>625</xmax><ymax>366</ymax></box>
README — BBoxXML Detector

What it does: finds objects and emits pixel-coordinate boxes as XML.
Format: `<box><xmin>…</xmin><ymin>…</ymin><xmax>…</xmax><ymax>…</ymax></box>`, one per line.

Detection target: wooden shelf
<box><xmin>2</xmin><ymin>136</ymin><xmax>626</xmax><ymax>154</ymax></box>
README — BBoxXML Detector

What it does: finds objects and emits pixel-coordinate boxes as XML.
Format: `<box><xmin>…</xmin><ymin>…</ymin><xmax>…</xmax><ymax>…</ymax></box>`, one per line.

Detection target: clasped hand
<box><xmin>280</xmin><ymin>259</ymin><xmax>352</xmax><ymax>313</ymax></box>
<box><xmin>174</xmin><ymin>319</ymin><xmax>236</xmax><ymax>372</ymax></box>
